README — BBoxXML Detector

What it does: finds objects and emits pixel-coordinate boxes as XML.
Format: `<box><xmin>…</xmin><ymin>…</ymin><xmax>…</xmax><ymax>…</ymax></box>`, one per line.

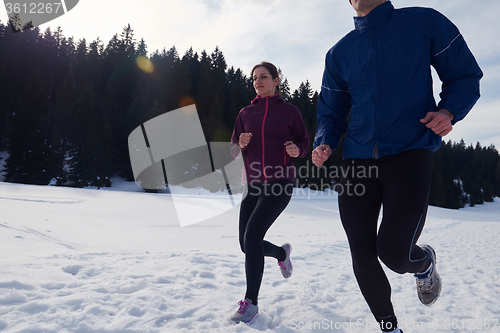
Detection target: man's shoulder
<box><xmin>327</xmin><ymin>30</ymin><xmax>357</xmax><ymax>57</ymax></box>
<box><xmin>388</xmin><ymin>6</ymin><xmax>449</xmax><ymax>33</ymax></box>
<box><xmin>394</xmin><ymin>5</ymin><xmax>443</xmax><ymax>20</ymax></box>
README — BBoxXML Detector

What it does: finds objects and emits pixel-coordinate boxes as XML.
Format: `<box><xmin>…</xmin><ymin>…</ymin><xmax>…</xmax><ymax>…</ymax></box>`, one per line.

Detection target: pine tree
<box><xmin>4</xmin><ymin>68</ymin><xmax>56</xmax><ymax>185</ymax></box>
<box><xmin>88</xmin><ymin>38</ymin><xmax>104</xmax><ymax>92</ymax></box>
<box><xmin>120</xmin><ymin>24</ymin><xmax>136</xmax><ymax>56</ymax></box>
<box><xmin>171</xmin><ymin>50</ymin><xmax>193</xmax><ymax>109</ymax></box>
<box><xmin>72</xmin><ymin>38</ymin><xmax>88</xmax><ymax>89</ymax></box>
<box><xmin>160</xmin><ymin>46</ymin><xmax>181</xmax><ymax>111</ymax></box>
<box><xmin>429</xmin><ymin>166</ymin><xmax>446</xmax><ymax>207</ymax></box>
<box><xmin>225</xmin><ymin>66</ymin><xmax>253</xmax><ymax>129</ymax></box>
<box><xmin>69</xmin><ymin>82</ymin><xmax>112</xmax><ymax>188</ymax></box>
<box><xmin>137</xmin><ymin>38</ymin><xmax>147</xmax><ymax>56</ymax></box>
<box><xmin>54</xmin><ymin>69</ymin><xmax>79</xmax><ymax>182</ymax></box>
<box><xmin>104</xmin><ymin>82</ymin><xmax>130</xmax><ymax>177</ymax></box>
<box><xmin>203</xmin><ymin>47</ymin><xmax>228</xmax><ymax>141</ymax></box>
<box><xmin>0</xmin><ymin>20</ymin><xmax>9</xmax><ymax>151</ymax></box>
<box><xmin>195</xmin><ymin>50</ymin><xmax>214</xmax><ymax>140</ymax></box>
<box><xmin>278</xmin><ymin>69</ymin><xmax>291</xmax><ymax>101</ymax></box>
<box><xmin>291</xmin><ymin>80</ymin><xmax>314</xmax><ymax>130</ymax></box>
<box><xmin>493</xmin><ymin>158</ymin><xmax>500</xmax><ymax>198</ymax></box>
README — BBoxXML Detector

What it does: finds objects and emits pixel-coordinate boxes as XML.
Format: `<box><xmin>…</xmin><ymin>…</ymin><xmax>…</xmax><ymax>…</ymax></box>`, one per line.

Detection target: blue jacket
<box><xmin>314</xmin><ymin>1</ymin><xmax>482</xmax><ymax>159</ymax></box>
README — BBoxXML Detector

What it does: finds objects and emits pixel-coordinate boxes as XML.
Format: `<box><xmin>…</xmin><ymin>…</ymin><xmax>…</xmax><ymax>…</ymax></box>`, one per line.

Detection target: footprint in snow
<box><xmin>62</xmin><ymin>265</ymin><xmax>82</xmax><ymax>276</ymax></box>
<box><xmin>199</xmin><ymin>271</ymin><xmax>215</xmax><ymax>279</ymax></box>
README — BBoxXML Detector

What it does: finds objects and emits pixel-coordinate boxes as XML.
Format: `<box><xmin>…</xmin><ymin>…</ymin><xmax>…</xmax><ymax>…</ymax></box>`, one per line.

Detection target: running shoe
<box><xmin>414</xmin><ymin>244</ymin><xmax>441</xmax><ymax>305</ymax></box>
<box><xmin>278</xmin><ymin>243</ymin><xmax>292</xmax><ymax>278</ymax></box>
<box><xmin>229</xmin><ymin>298</ymin><xmax>258</xmax><ymax>324</ymax></box>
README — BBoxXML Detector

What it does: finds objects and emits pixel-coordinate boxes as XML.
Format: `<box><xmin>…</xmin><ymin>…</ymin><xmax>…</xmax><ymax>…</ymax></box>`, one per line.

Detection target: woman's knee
<box><xmin>240</xmin><ymin>233</ymin><xmax>259</xmax><ymax>254</ymax></box>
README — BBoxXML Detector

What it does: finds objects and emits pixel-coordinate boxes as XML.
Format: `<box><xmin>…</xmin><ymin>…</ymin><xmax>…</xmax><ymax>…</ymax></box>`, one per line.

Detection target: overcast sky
<box><xmin>1</xmin><ymin>0</ymin><xmax>499</xmax><ymax>147</ymax></box>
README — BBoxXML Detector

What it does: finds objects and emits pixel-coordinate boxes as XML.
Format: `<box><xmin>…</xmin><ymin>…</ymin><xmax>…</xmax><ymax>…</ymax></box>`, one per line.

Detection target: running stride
<box><xmin>312</xmin><ymin>1</ymin><xmax>482</xmax><ymax>332</ymax></box>
<box><xmin>229</xmin><ymin>61</ymin><xmax>310</xmax><ymax>324</ymax></box>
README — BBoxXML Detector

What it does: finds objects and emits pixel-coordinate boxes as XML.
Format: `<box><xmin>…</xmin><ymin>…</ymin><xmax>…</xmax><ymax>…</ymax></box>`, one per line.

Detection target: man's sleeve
<box><xmin>314</xmin><ymin>49</ymin><xmax>352</xmax><ymax>150</ymax></box>
<box><xmin>430</xmin><ymin>10</ymin><xmax>483</xmax><ymax>124</ymax></box>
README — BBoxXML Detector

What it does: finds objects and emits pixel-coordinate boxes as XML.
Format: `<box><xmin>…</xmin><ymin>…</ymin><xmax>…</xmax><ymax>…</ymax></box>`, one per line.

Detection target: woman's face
<box><xmin>253</xmin><ymin>66</ymin><xmax>279</xmax><ymax>97</ymax></box>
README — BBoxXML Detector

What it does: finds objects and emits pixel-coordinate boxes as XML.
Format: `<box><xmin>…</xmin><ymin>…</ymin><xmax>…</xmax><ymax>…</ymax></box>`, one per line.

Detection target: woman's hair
<box><xmin>251</xmin><ymin>61</ymin><xmax>281</xmax><ymax>96</ymax></box>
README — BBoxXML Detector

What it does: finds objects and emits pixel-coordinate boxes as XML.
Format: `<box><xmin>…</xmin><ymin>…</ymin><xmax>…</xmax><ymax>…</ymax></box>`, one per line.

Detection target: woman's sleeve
<box><xmin>230</xmin><ymin>110</ymin><xmax>247</xmax><ymax>158</ymax></box>
<box><xmin>292</xmin><ymin>109</ymin><xmax>310</xmax><ymax>158</ymax></box>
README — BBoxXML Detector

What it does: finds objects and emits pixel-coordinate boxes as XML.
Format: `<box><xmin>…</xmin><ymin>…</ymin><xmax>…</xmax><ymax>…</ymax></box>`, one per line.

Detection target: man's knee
<box><xmin>377</xmin><ymin>245</ymin><xmax>409</xmax><ymax>274</ymax></box>
<box><xmin>351</xmin><ymin>250</ymin><xmax>380</xmax><ymax>276</ymax></box>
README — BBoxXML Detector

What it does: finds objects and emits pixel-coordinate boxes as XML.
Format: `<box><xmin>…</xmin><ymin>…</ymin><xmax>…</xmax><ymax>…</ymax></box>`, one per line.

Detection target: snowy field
<box><xmin>1</xmin><ymin>178</ymin><xmax>500</xmax><ymax>333</ymax></box>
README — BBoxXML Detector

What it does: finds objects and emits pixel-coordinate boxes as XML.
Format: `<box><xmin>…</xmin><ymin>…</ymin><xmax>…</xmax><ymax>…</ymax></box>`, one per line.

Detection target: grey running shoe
<box><xmin>229</xmin><ymin>298</ymin><xmax>258</xmax><ymax>324</ymax></box>
<box><xmin>415</xmin><ymin>244</ymin><xmax>441</xmax><ymax>306</ymax></box>
<box><xmin>278</xmin><ymin>243</ymin><xmax>293</xmax><ymax>278</ymax></box>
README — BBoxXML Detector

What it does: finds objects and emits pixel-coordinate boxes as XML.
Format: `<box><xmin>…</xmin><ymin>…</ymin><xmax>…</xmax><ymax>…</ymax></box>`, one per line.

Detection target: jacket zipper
<box><xmin>261</xmin><ymin>97</ymin><xmax>269</xmax><ymax>182</ymax></box>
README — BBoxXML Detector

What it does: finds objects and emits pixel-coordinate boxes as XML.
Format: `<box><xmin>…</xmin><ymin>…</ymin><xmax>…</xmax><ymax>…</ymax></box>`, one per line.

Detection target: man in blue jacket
<box><xmin>312</xmin><ymin>1</ymin><xmax>482</xmax><ymax>332</ymax></box>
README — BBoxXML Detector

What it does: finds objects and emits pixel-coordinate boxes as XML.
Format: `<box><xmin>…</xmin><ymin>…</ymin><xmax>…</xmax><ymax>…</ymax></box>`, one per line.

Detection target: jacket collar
<box><xmin>354</xmin><ymin>0</ymin><xmax>393</xmax><ymax>31</ymax></box>
<box><xmin>251</xmin><ymin>93</ymin><xmax>283</xmax><ymax>104</ymax></box>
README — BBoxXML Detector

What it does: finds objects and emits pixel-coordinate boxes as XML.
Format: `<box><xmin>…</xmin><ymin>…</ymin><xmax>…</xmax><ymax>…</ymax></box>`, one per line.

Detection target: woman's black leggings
<box><xmin>239</xmin><ymin>180</ymin><xmax>293</xmax><ymax>304</ymax></box>
<box><xmin>338</xmin><ymin>149</ymin><xmax>433</xmax><ymax>332</ymax></box>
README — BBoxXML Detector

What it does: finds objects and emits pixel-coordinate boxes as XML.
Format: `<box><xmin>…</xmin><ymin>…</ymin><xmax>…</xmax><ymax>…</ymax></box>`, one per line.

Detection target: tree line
<box><xmin>0</xmin><ymin>22</ymin><xmax>498</xmax><ymax>209</ymax></box>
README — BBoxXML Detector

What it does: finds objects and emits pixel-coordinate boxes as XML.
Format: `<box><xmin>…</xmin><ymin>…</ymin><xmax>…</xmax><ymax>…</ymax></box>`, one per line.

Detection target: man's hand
<box><xmin>239</xmin><ymin>133</ymin><xmax>252</xmax><ymax>149</ymax></box>
<box><xmin>420</xmin><ymin>109</ymin><xmax>454</xmax><ymax>137</ymax></box>
<box><xmin>312</xmin><ymin>144</ymin><xmax>332</xmax><ymax>167</ymax></box>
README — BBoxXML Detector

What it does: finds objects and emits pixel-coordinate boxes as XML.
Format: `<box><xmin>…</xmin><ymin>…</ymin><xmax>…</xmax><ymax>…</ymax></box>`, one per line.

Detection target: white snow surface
<box><xmin>1</xmin><ymin>178</ymin><xmax>500</xmax><ymax>333</ymax></box>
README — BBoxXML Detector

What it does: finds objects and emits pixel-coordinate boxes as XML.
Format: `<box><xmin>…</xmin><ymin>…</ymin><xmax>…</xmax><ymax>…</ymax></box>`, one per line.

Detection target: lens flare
<box><xmin>179</xmin><ymin>96</ymin><xmax>197</xmax><ymax>110</ymax></box>
<box><xmin>137</xmin><ymin>56</ymin><xmax>154</xmax><ymax>74</ymax></box>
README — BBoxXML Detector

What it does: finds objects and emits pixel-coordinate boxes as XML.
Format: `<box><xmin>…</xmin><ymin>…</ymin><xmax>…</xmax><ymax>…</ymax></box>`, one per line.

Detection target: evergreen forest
<box><xmin>0</xmin><ymin>22</ymin><xmax>499</xmax><ymax>209</ymax></box>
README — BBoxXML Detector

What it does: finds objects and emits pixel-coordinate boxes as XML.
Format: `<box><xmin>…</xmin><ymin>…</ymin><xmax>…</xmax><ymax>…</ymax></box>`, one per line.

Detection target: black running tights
<box><xmin>239</xmin><ymin>180</ymin><xmax>293</xmax><ymax>304</ymax></box>
<box><xmin>338</xmin><ymin>149</ymin><xmax>433</xmax><ymax>332</ymax></box>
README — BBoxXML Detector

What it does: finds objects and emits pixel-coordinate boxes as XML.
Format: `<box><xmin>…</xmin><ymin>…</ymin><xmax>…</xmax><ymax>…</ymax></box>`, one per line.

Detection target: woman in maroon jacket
<box><xmin>229</xmin><ymin>62</ymin><xmax>310</xmax><ymax>324</ymax></box>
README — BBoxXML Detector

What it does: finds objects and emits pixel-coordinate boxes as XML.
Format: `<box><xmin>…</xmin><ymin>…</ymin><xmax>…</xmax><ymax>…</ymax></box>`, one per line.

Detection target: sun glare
<box><xmin>179</xmin><ymin>96</ymin><xmax>197</xmax><ymax>109</ymax></box>
<box><xmin>136</xmin><ymin>56</ymin><xmax>154</xmax><ymax>74</ymax></box>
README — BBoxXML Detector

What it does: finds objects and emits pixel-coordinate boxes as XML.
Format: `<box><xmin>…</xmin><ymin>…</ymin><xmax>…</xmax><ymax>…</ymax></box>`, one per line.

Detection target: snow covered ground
<box><xmin>1</xmin><ymin>178</ymin><xmax>499</xmax><ymax>332</ymax></box>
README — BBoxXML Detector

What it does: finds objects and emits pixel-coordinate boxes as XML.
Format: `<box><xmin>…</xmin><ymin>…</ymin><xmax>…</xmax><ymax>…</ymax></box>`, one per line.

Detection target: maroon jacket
<box><xmin>231</xmin><ymin>94</ymin><xmax>310</xmax><ymax>184</ymax></box>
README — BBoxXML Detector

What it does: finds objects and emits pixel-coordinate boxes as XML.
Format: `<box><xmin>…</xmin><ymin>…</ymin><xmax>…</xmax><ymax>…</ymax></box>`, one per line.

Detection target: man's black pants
<box><xmin>338</xmin><ymin>149</ymin><xmax>433</xmax><ymax>332</ymax></box>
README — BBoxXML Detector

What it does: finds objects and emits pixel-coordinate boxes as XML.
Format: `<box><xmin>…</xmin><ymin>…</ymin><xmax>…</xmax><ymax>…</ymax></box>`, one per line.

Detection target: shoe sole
<box><xmin>228</xmin><ymin>312</ymin><xmax>258</xmax><ymax>325</ymax></box>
